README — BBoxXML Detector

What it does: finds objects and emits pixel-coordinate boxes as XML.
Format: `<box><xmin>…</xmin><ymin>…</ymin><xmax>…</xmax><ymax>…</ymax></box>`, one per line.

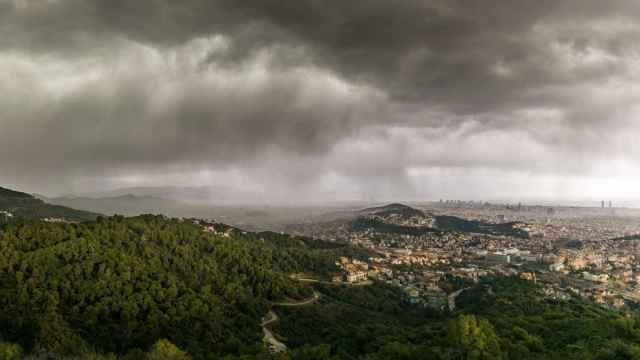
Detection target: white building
<box><xmin>486</xmin><ymin>253</ymin><xmax>511</xmax><ymax>264</ymax></box>
<box><xmin>346</xmin><ymin>271</ymin><xmax>368</xmax><ymax>283</ymax></box>
<box><xmin>583</xmin><ymin>272</ymin><xmax>609</xmax><ymax>283</ymax></box>
<box><xmin>549</xmin><ymin>262</ymin><xmax>565</xmax><ymax>272</ymax></box>
<box><xmin>521</xmin><ymin>254</ymin><xmax>541</xmax><ymax>263</ymax></box>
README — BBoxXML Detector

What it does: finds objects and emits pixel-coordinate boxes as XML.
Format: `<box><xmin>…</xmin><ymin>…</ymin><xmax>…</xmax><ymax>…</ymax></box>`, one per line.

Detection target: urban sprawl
<box><xmin>301</xmin><ymin>202</ymin><xmax>640</xmax><ymax>312</ymax></box>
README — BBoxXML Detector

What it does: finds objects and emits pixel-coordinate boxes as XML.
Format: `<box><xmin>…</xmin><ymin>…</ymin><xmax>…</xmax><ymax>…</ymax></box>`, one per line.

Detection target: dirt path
<box><xmin>261</xmin><ymin>291</ymin><xmax>320</xmax><ymax>353</ymax></box>
<box><xmin>261</xmin><ymin>310</ymin><xmax>279</xmax><ymax>326</ymax></box>
<box><xmin>448</xmin><ymin>287</ymin><xmax>470</xmax><ymax>311</ymax></box>
<box><xmin>273</xmin><ymin>290</ymin><xmax>320</xmax><ymax>307</ymax></box>
<box><xmin>261</xmin><ymin>275</ymin><xmax>364</xmax><ymax>353</ymax></box>
<box><xmin>261</xmin><ymin>310</ymin><xmax>287</xmax><ymax>353</ymax></box>
<box><xmin>295</xmin><ymin>278</ymin><xmax>373</xmax><ymax>287</ymax></box>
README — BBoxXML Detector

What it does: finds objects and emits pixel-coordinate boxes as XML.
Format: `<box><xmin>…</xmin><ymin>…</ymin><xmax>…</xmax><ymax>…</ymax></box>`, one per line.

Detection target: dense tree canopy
<box><xmin>0</xmin><ymin>215</ymin><xmax>357</xmax><ymax>359</ymax></box>
<box><xmin>272</xmin><ymin>277</ymin><xmax>640</xmax><ymax>360</ymax></box>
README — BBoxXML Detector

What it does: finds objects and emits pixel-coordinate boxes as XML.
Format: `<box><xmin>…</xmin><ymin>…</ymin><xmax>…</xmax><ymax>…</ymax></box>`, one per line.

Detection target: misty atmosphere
<box><xmin>3</xmin><ymin>0</ymin><xmax>640</xmax><ymax>205</ymax></box>
<box><xmin>3</xmin><ymin>1</ymin><xmax>640</xmax><ymax>360</ymax></box>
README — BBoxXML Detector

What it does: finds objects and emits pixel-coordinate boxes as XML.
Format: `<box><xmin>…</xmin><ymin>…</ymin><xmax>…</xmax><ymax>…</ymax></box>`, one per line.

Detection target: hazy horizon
<box><xmin>29</xmin><ymin>184</ymin><xmax>640</xmax><ymax>210</ymax></box>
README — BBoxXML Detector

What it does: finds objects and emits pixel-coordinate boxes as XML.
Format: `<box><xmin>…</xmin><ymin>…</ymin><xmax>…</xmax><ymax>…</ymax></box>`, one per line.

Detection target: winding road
<box><xmin>273</xmin><ymin>290</ymin><xmax>321</xmax><ymax>307</ymax></box>
<box><xmin>448</xmin><ymin>287</ymin><xmax>470</xmax><ymax>311</ymax></box>
<box><xmin>261</xmin><ymin>275</ymin><xmax>370</xmax><ymax>353</ymax></box>
<box><xmin>294</xmin><ymin>277</ymin><xmax>373</xmax><ymax>287</ymax></box>
<box><xmin>261</xmin><ymin>310</ymin><xmax>287</xmax><ymax>353</ymax></box>
<box><xmin>261</xmin><ymin>290</ymin><xmax>321</xmax><ymax>353</ymax></box>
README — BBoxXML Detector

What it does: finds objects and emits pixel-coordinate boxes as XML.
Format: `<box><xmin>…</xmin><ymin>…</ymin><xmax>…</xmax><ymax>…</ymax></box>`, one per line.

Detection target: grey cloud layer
<box><xmin>1</xmin><ymin>0</ymin><xmax>640</xmax><ymax>199</ymax></box>
<box><xmin>0</xmin><ymin>40</ymin><xmax>382</xmax><ymax>171</ymax></box>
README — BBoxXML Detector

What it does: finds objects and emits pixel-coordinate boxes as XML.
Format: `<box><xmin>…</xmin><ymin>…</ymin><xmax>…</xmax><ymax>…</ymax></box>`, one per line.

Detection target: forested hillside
<box><xmin>275</xmin><ymin>277</ymin><xmax>640</xmax><ymax>360</ymax></box>
<box><xmin>0</xmin><ymin>186</ymin><xmax>98</xmax><ymax>222</ymax></box>
<box><xmin>0</xmin><ymin>215</ymin><xmax>363</xmax><ymax>359</ymax></box>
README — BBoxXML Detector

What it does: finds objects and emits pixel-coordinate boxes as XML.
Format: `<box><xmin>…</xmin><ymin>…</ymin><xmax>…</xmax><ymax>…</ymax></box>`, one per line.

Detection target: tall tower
<box><xmin>601</xmin><ymin>200</ymin><xmax>605</xmax><ymax>209</ymax></box>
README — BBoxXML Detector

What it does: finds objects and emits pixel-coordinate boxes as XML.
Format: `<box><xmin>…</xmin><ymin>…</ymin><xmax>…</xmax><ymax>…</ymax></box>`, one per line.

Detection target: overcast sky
<box><xmin>2</xmin><ymin>0</ymin><xmax>640</xmax><ymax>204</ymax></box>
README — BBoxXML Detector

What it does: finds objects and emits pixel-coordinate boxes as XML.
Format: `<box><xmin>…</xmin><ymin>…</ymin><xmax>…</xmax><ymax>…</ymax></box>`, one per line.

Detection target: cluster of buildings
<box><xmin>333</xmin><ymin>257</ymin><xmax>372</xmax><ymax>283</ymax></box>
<box><xmin>195</xmin><ymin>219</ymin><xmax>249</xmax><ymax>238</ymax></box>
<box><xmin>284</xmin><ymin>203</ymin><xmax>640</xmax><ymax>312</ymax></box>
<box><xmin>365</xmin><ymin>212</ymin><xmax>436</xmax><ymax>228</ymax></box>
<box><xmin>43</xmin><ymin>217</ymin><xmax>70</xmax><ymax>223</ymax></box>
<box><xmin>332</xmin><ymin>227</ymin><xmax>640</xmax><ymax>312</ymax></box>
<box><xmin>337</xmin><ymin>248</ymin><xmax>633</xmax><ymax>312</ymax></box>
<box><xmin>336</xmin><ymin>252</ymin><xmax>540</xmax><ymax>311</ymax></box>
<box><xmin>203</xmin><ymin>225</ymin><xmax>235</xmax><ymax>238</ymax></box>
<box><xmin>541</xmin><ymin>283</ymin><xmax>626</xmax><ymax>310</ymax></box>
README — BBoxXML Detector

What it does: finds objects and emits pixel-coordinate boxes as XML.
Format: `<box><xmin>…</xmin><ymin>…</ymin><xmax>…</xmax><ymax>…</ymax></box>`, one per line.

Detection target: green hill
<box><xmin>0</xmin><ymin>186</ymin><xmax>99</xmax><ymax>222</ymax></box>
<box><xmin>352</xmin><ymin>203</ymin><xmax>529</xmax><ymax>239</ymax></box>
<box><xmin>0</xmin><ymin>215</ymin><xmax>368</xmax><ymax>359</ymax></box>
<box><xmin>360</xmin><ymin>203</ymin><xmax>426</xmax><ymax>218</ymax></box>
<box><xmin>0</xmin><ymin>187</ymin><xmax>33</xmax><ymax>199</ymax></box>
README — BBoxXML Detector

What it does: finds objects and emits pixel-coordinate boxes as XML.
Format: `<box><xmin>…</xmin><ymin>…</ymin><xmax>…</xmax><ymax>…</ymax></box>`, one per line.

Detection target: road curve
<box><xmin>272</xmin><ymin>290</ymin><xmax>321</xmax><ymax>307</ymax></box>
<box><xmin>261</xmin><ymin>291</ymin><xmax>321</xmax><ymax>353</ymax></box>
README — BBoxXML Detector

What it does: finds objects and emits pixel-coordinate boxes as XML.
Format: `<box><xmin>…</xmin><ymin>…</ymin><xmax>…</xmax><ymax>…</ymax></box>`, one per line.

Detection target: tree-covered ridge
<box><xmin>351</xmin><ymin>215</ymin><xmax>528</xmax><ymax>239</ymax></box>
<box><xmin>350</xmin><ymin>203</ymin><xmax>529</xmax><ymax>239</ymax></box>
<box><xmin>0</xmin><ymin>187</ymin><xmax>33</xmax><ymax>199</ymax></box>
<box><xmin>359</xmin><ymin>203</ymin><xmax>426</xmax><ymax>219</ymax></box>
<box><xmin>0</xmin><ymin>186</ymin><xmax>99</xmax><ymax>222</ymax></box>
<box><xmin>0</xmin><ymin>215</ymin><xmax>358</xmax><ymax>359</ymax></box>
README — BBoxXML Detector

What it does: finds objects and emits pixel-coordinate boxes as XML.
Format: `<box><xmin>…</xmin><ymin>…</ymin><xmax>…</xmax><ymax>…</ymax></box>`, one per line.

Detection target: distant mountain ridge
<box><xmin>75</xmin><ymin>185</ymin><xmax>261</xmax><ymax>205</ymax></box>
<box><xmin>45</xmin><ymin>193</ymin><xmax>184</xmax><ymax>217</ymax></box>
<box><xmin>0</xmin><ymin>186</ymin><xmax>99</xmax><ymax>221</ymax></box>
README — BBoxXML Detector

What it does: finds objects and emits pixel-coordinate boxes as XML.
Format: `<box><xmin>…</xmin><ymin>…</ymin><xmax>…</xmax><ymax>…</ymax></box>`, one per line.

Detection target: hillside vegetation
<box><xmin>275</xmin><ymin>277</ymin><xmax>640</xmax><ymax>360</ymax></box>
<box><xmin>353</xmin><ymin>203</ymin><xmax>529</xmax><ymax>239</ymax></box>
<box><xmin>0</xmin><ymin>215</ymin><xmax>364</xmax><ymax>359</ymax></box>
<box><xmin>0</xmin><ymin>187</ymin><xmax>98</xmax><ymax>222</ymax></box>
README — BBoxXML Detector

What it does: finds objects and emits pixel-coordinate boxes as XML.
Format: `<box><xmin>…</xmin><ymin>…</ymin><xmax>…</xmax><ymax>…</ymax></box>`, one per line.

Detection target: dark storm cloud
<box><xmin>0</xmin><ymin>41</ymin><xmax>382</xmax><ymax>171</ymax></box>
<box><xmin>2</xmin><ymin>0</ymin><xmax>640</xmax><ymax>198</ymax></box>
<box><xmin>6</xmin><ymin>0</ymin><xmax>640</xmax><ymax>109</ymax></box>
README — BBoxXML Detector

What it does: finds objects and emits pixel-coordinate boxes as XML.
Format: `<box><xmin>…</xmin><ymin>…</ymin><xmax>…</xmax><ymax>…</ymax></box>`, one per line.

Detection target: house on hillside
<box><xmin>346</xmin><ymin>270</ymin><xmax>368</xmax><ymax>283</ymax></box>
